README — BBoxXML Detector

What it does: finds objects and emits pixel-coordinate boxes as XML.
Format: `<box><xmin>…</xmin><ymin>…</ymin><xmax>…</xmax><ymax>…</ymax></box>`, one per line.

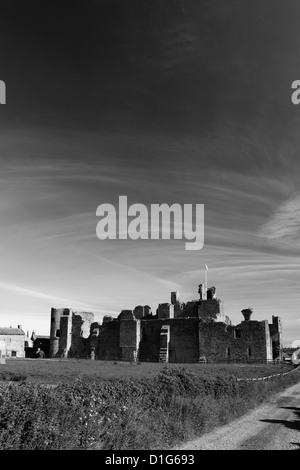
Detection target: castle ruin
<box><xmin>49</xmin><ymin>282</ymin><xmax>283</xmax><ymax>363</ymax></box>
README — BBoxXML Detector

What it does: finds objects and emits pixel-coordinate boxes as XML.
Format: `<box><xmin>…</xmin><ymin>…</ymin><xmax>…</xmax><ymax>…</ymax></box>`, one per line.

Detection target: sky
<box><xmin>1</xmin><ymin>0</ymin><xmax>300</xmax><ymax>346</ymax></box>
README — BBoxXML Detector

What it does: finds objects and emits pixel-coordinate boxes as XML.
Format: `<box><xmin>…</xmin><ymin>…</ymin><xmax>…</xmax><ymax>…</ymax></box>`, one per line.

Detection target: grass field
<box><xmin>0</xmin><ymin>358</ymin><xmax>294</xmax><ymax>385</ymax></box>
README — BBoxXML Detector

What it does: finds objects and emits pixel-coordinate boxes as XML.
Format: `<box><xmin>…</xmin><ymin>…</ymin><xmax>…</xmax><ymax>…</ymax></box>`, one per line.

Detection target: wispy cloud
<box><xmin>258</xmin><ymin>193</ymin><xmax>300</xmax><ymax>249</ymax></box>
<box><xmin>0</xmin><ymin>281</ymin><xmax>100</xmax><ymax>312</ymax></box>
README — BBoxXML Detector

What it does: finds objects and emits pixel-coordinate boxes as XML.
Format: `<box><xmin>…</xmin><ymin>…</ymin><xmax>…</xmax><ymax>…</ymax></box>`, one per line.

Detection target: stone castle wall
<box><xmin>71</xmin><ymin>312</ymin><xmax>94</xmax><ymax>358</ymax></box>
<box><xmin>59</xmin><ymin>312</ymin><xmax>72</xmax><ymax>357</ymax></box>
<box><xmin>49</xmin><ymin>285</ymin><xmax>283</xmax><ymax>363</ymax></box>
<box><xmin>97</xmin><ymin>319</ymin><xmax>121</xmax><ymax>360</ymax></box>
<box><xmin>119</xmin><ymin>310</ymin><xmax>141</xmax><ymax>361</ymax></box>
<box><xmin>139</xmin><ymin>320</ymin><xmax>162</xmax><ymax>362</ymax></box>
<box><xmin>199</xmin><ymin>320</ymin><xmax>272</xmax><ymax>362</ymax></box>
<box><xmin>269</xmin><ymin>316</ymin><xmax>283</xmax><ymax>360</ymax></box>
<box><xmin>90</xmin><ymin>315</ymin><xmax>275</xmax><ymax>363</ymax></box>
<box><xmin>168</xmin><ymin>318</ymin><xmax>199</xmax><ymax>363</ymax></box>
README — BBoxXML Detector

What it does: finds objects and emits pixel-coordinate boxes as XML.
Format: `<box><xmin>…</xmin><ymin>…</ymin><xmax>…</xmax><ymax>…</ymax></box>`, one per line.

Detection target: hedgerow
<box><xmin>0</xmin><ymin>366</ymin><xmax>299</xmax><ymax>450</ymax></box>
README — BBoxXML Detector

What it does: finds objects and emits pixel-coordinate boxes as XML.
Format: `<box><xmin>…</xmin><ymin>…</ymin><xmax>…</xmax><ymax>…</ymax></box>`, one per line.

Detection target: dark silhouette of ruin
<box><xmin>49</xmin><ymin>282</ymin><xmax>283</xmax><ymax>364</ymax></box>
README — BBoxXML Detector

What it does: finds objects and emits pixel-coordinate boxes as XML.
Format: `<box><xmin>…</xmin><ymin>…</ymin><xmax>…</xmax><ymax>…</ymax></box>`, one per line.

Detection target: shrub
<box><xmin>0</xmin><ymin>372</ymin><xmax>27</xmax><ymax>382</ymax></box>
<box><xmin>0</xmin><ymin>366</ymin><xmax>299</xmax><ymax>450</ymax></box>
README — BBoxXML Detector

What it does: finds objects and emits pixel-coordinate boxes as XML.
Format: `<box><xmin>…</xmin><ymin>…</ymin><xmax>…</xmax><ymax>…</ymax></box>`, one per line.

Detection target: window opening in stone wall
<box><xmin>248</xmin><ymin>347</ymin><xmax>252</xmax><ymax>358</ymax></box>
<box><xmin>56</xmin><ymin>329</ymin><xmax>60</xmax><ymax>338</ymax></box>
<box><xmin>226</xmin><ymin>347</ymin><xmax>231</xmax><ymax>358</ymax></box>
<box><xmin>11</xmin><ymin>351</ymin><xmax>17</xmax><ymax>357</ymax></box>
<box><xmin>234</xmin><ymin>328</ymin><xmax>241</xmax><ymax>339</ymax></box>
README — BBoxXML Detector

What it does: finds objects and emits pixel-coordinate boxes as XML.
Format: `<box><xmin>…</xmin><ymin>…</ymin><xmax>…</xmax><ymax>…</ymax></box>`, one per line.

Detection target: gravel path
<box><xmin>173</xmin><ymin>381</ymin><xmax>300</xmax><ymax>450</ymax></box>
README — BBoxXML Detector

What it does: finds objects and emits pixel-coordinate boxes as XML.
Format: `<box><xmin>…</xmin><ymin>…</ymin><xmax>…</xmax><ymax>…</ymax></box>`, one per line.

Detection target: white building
<box><xmin>0</xmin><ymin>325</ymin><xmax>25</xmax><ymax>358</ymax></box>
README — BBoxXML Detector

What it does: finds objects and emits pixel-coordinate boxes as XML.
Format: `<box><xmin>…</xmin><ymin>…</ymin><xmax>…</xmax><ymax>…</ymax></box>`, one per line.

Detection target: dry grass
<box><xmin>0</xmin><ymin>358</ymin><xmax>294</xmax><ymax>385</ymax></box>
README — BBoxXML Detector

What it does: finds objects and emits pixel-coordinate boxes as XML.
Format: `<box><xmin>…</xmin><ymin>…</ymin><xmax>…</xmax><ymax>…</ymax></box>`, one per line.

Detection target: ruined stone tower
<box><xmin>49</xmin><ymin>308</ymin><xmax>71</xmax><ymax>357</ymax></box>
<box><xmin>49</xmin><ymin>309</ymin><xmax>94</xmax><ymax>358</ymax></box>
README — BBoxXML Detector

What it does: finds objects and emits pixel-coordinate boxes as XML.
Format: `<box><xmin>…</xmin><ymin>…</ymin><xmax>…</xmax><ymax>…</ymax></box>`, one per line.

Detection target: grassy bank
<box><xmin>0</xmin><ymin>358</ymin><xmax>293</xmax><ymax>384</ymax></box>
<box><xmin>0</xmin><ymin>365</ymin><xmax>299</xmax><ymax>450</ymax></box>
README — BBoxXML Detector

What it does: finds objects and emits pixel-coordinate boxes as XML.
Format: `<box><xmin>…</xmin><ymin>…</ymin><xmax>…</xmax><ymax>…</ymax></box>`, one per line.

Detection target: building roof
<box><xmin>0</xmin><ymin>327</ymin><xmax>25</xmax><ymax>335</ymax></box>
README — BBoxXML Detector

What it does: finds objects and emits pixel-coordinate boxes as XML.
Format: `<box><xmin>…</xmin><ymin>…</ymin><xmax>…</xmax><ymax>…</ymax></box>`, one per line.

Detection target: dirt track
<box><xmin>174</xmin><ymin>381</ymin><xmax>300</xmax><ymax>450</ymax></box>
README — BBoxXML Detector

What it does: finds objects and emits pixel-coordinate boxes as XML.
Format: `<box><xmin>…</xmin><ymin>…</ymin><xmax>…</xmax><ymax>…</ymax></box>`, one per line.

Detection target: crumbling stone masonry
<box><xmin>49</xmin><ymin>285</ymin><xmax>283</xmax><ymax>363</ymax></box>
<box><xmin>49</xmin><ymin>308</ymin><xmax>94</xmax><ymax>358</ymax></box>
<box><xmin>119</xmin><ymin>310</ymin><xmax>141</xmax><ymax>362</ymax></box>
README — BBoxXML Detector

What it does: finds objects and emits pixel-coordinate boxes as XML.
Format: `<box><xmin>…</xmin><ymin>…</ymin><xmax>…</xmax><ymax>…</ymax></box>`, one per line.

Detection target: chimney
<box><xmin>17</xmin><ymin>325</ymin><xmax>22</xmax><ymax>330</ymax></box>
<box><xmin>241</xmin><ymin>308</ymin><xmax>253</xmax><ymax>321</ymax></box>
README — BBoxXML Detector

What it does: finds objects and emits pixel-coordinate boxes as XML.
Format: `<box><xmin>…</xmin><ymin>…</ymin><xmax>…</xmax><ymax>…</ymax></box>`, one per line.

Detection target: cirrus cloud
<box><xmin>257</xmin><ymin>193</ymin><xmax>300</xmax><ymax>249</ymax></box>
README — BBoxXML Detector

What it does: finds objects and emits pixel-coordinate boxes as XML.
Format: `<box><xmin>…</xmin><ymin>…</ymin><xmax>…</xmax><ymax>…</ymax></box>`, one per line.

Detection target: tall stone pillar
<box><xmin>119</xmin><ymin>310</ymin><xmax>141</xmax><ymax>361</ymax></box>
<box><xmin>49</xmin><ymin>308</ymin><xmax>61</xmax><ymax>357</ymax></box>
